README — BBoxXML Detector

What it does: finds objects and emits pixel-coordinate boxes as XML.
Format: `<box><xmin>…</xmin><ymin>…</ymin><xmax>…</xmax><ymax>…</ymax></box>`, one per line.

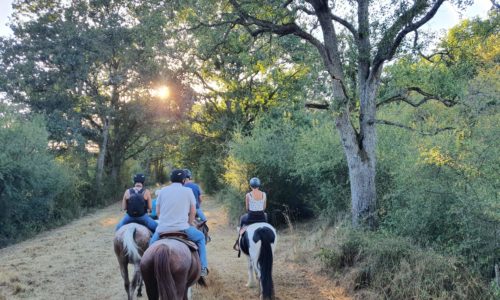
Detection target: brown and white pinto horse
<box><xmin>140</xmin><ymin>222</ymin><xmax>208</xmax><ymax>300</ymax></box>
<box><xmin>113</xmin><ymin>223</ymin><xmax>151</xmax><ymax>300</ymax></box>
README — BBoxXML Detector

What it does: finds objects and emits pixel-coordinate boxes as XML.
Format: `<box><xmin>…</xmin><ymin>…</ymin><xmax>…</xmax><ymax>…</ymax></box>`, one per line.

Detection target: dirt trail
<box><xmin>0</xmin><ymin>196</ymin><xmax>350</xmax><ymax>300</ymax></box>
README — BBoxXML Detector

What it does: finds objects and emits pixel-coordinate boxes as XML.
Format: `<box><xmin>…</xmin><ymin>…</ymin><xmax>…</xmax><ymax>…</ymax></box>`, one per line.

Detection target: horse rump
<box><xmin>140</xmin><ymin>244</ymin><xmax>178</xmax><ymax>300</ymax></box>
<box><xmin>253</xmin><ymin>226</ymin><xmax>275</xmax><ymax>300</ymax></box>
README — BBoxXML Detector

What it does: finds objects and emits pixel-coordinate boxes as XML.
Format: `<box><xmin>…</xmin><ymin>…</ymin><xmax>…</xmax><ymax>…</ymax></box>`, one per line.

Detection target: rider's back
<box><xmin>156</xmin><ymin>183</ymin><xmax>196</xmax><ymax>232</ymax></box>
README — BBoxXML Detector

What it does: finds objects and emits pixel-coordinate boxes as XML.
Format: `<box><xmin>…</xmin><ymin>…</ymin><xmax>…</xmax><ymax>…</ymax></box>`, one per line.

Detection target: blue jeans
<box><xmin>115</xmin><ymin>213</ymin><xmax>158</xmax><ymax>233</ymax></box>
<box><xmin>196</xmin><ymin>208</ymin><xmax>207</xmax><ymax>221</ymax></box>
<box><xmin>149</xmin><ymin>226</ymin><xmax>208</xmax><ymax>270</ymax></box>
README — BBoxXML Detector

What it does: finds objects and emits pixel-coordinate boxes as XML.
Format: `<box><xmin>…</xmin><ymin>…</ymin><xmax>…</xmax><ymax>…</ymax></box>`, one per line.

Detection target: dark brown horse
<box><xmin>114</xmin><ymin>223</ymin><xmax>151</xmax><ymax>300</ymax></box>
<box><xmin>140</xmin><ymin>222</ymin><xmax>208</xmax><ymax>300</ymax></box>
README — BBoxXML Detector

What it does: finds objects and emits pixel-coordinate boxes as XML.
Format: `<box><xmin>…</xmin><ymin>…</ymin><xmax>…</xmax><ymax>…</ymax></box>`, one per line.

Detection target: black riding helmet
<box><xmin>133</xmin><ymin>173</ymin><xmax>146</xmax><ymax>184</ymax></box>
<box><xmin>184</xmin><ymin>169</ymin><xmax>192</xmax><ymax>179</ymax></box>
<box><xmin>170</xmin><ymin>169</ymin><xmax>186</xmax><ymax>183</ymax></box>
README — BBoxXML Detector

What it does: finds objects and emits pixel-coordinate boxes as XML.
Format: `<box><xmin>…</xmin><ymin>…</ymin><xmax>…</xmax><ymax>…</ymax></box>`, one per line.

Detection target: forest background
<box><xmin>0</xmin><ymin>0</ymin><xmax>498</xmax><ymax>299</ymax></box>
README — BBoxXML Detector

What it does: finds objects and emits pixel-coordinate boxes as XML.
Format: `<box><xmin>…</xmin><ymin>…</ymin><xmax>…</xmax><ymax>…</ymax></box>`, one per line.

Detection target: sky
<box><xmin>0</xmin><ymin>0</ymin><xmax>493</xmax><ymax>37</ymax></box>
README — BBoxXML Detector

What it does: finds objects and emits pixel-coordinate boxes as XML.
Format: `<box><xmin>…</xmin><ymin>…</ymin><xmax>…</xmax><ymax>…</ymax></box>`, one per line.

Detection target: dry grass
<box><xmin>0</xmin><ymin>196</ymin><xmax>352</xmax><ymax>300</ymax></box>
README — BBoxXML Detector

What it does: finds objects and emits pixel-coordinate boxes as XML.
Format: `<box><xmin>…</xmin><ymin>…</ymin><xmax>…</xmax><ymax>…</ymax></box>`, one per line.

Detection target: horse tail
<box><xmin>197</xmin><ymin>275</ymin><xmax>207</xmax><ymax>287</ymax></box>
<box><xmin>123</xmin><ymin>227</ymin><xmax>141</xmax><ymax>263</ymax></box>
<box><xmin>254</xmin><ymin>227</ymin><xmax>275</xmax><ymax>300</ymax></box>
<box><xmin>154</xmin><ymin>244</ymin><xmax>177</xmax><ymax>299</ymax></box>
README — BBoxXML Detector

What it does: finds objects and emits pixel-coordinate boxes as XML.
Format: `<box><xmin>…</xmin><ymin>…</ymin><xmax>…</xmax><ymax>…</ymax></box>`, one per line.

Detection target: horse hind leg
<box><xmin>131</xmin><ymin>262</ymin><xmax>142</xmax><ymax>298</ymax></box>
<box><xmin>137</xmin><ymin>276</ymin><xmax>143</xmax><ymax>297</ymax></box>
<box><xmin>246</xmin><ymin>256</ymin><xmax>256</xmax><ymax>288</ymax></box>
<box><xmin>119</xmin><ymin>260</ymin><xmax>131</xmax><ymax>300</ymax></box>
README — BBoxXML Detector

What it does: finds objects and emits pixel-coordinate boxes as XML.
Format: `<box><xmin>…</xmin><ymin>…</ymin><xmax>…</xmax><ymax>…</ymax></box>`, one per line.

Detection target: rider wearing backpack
<box><xmin>115</xmin><ymin>173</ymin><xmax>158</xmax><ymax>233</ymax></box>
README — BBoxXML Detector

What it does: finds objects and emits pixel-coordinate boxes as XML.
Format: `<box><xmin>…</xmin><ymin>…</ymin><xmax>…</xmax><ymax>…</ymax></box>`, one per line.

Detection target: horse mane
<box><xmin>253</xmin><ymin>226</ymin><xmax>275</xmax><ymax>300</ymax></box>
<box><xmin>154</xmin><ymin>245</ymin><xmax>178</xmax><ymax>299</ymax></box>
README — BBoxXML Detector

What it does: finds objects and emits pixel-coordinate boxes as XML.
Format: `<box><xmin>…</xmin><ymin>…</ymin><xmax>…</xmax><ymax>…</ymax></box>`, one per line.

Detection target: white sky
<box><xmin>0</xmin><ymin>0</ymin><xmax>493</xmax><ymax>37</ymax></box>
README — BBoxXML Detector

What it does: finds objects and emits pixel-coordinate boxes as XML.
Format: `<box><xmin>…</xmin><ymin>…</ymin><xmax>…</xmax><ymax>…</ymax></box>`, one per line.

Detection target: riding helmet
<box><xmin>249</xmin><ymin>177</ymin><xmax>261</xmax><ymax>188</ymax></box>
<box><xmin>133</xmin><ymin>173</ymin><xmax>146</xmax><ymax>184</ymax></box>
<box><xmin>184</xmin><ymin>169</ymin><xmax>193</xmax><ymax>179</ymax></box>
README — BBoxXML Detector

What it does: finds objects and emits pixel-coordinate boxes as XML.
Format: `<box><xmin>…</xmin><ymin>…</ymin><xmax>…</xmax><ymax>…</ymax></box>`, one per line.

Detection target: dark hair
<box><xmin>170</xmin><ymin>169</ymin><xmax>186</xmax><ymax>183</ymax></box>
<box><xmin>133</xmin><ymin>173</ymin><xmax>146</xmax><ymax>184</ymax></box>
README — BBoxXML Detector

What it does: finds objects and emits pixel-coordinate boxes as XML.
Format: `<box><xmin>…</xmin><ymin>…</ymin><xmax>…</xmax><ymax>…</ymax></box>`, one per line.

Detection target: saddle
<box><xmin>159</xmin><ymin>231</ymin><xmax>198</xmax><ymax>252</ymax></box>
<box><xmin>233</xmin><ymin>226</ymin><xmax>249</xmax><ymax>258</ymax></box>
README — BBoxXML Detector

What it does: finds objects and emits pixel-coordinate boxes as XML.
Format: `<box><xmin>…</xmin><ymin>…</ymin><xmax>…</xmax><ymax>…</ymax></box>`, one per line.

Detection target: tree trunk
<box><xmin>346</xmin><ymin>152</ymin><xmax>376</xmax><ymax>228</ymax></box>
<box><xmin>96</xmin><ymin>117</ymin><xmax>109</xmax><ymax>189</ymax></box>
<box><xmin>336</xmin><ymin>84</ymin><xmax>378</xmax><ymax>229</ymax></box>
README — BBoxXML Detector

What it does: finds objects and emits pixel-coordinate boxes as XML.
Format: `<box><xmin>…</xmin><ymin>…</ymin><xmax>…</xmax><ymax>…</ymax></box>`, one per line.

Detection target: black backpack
<box><xmin>127</xmin><ymin>188</ymin><xmax>146</xmax><ymax>217</ymax></box>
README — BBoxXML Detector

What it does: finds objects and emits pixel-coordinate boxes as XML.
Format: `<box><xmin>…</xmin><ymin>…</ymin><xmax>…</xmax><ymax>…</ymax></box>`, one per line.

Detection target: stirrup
<box><xmin>233</xmin><ymin>239</ymin><xmax>240</xmax><ymax>251</ymax></box>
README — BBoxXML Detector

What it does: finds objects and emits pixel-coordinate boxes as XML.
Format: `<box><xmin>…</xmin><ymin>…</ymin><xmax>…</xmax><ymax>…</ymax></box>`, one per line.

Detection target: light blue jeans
<box><xmin>196</xmin><ymin>208</ymin><xmax>207</xmax><ymax>221</ymax></box>
<box><xmin>115</xmin><ymin>213</ymin><xmax>158</xmax><ymax>233</ymax></box>
<box><xmin>149</xmin><ymin>226</ymin><xmax>208</xmax><ymax>270</ymax></box>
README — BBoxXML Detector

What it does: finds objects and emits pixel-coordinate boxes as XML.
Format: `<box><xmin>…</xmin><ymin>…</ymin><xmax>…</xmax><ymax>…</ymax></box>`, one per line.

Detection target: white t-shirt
<box><xmin>156</xmin><ymin>183</ymin><xmax>196</xmax><ymax>232</ymax></box>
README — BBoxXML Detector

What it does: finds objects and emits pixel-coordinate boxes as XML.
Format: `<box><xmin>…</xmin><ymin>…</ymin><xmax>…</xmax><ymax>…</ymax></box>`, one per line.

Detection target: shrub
<box><xmin>318</xmin><ymin>223</ymin><xmax>494</xmax><ymax>299</ymax></box>
<box><xmin>0</xmin><ymin>107</ymin><xmax>83</xmax><ymax>247</ymax></box>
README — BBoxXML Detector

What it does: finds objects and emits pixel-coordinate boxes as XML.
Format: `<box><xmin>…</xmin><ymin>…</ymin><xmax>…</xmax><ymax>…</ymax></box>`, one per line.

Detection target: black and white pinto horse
<box><xmin>238</xmin><ymin>222</ymin><xmax>277</xmax><ymax>300</ymax></box>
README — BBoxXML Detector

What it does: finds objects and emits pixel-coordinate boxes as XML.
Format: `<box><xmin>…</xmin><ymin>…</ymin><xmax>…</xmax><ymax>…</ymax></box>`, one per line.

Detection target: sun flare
<box><xmin>152</xmin><ymin>86</ymin><xmax>170</xmax><ymax>99</ymax></box>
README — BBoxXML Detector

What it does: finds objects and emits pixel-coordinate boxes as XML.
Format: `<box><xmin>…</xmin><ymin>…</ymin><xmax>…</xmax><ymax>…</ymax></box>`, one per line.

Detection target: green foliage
<box><xmin>0</xmin><ymin>106</ymin><xmax>82</xmax><ymax>247</ymax></box>
<box><xmin>0</xmin><ymin>0</ymin><xmax>191</xmax><ymax>193</ymax></box>
<box><xmin>376</xmin><ymin>15</ymin><xmax>500</xmax><ymax>279</ymax></box>
<box><xmin>319</xmin><ymin>223</ymin><xmax>494</xmax><ymax>299</ymax></box>
<box><xmin>224</xmin><ymin>109</ymin><xmax>314</xmax><ymax>223</ymax></box>
<box><xmin>222</xmin><ymin>108</ymin><xmax>348</xmax><ymax>223</ymax></box>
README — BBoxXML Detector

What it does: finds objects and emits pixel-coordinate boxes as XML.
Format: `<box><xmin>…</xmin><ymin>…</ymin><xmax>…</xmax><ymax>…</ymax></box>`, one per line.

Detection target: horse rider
<box><xmin>233</xmin><ymin>177</ymin><xmax>268</xmax><ymax>251</ymax></box>
<box><xmin>115</xmin><ymin>173</ymin><xmax>158</xmax><ymax>233</ymax></box>
<box><xmin>149</xmin><ymin>169</ymin><xmax>209</xmax><ymax>277</ymax></box>
<box><xmin>183</xmin><ymin>169</ymin><xmax>207</xmax><ymax>222</ymax></box>
<box><xmin>150</xmin><ymin>189</ymin><xmax>160</xmax><ymax>220</ymax></box>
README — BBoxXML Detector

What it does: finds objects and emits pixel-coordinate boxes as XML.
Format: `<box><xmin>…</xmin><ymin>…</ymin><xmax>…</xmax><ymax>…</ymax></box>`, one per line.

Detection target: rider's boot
<box><xmin>233</xmin><ymin>226</ymin><xmax>241</xmax><ymax>251</ymax></box>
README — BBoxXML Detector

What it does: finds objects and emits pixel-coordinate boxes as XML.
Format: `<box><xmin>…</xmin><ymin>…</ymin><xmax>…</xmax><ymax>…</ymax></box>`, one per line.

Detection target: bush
<box><xmin>377</xmin><ymin>110</ymin><xmax>500</xmax><ymax>278</ymax></box>
<box><xmin>0</xmin><ymin>107</ymin><xmax>83</xmax><ymax>247</ymax></box>
<box><xmin>318</xmin><ymin>223</ymin><xmax>494</xmax><ymax>299</ymax></box>
<box><xmin>224</xmin><ymin>111</ymin><xmax>320</xmax><ymax>224</ymax></box>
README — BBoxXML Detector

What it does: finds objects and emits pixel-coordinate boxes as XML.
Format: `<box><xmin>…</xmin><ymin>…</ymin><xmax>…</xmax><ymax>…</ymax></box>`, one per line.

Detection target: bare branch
<box><xmin>413</xmin><ymin>30</ymin><xmax>453</xmax><ymax>63</ymax></box>
<box><xmin>178</xmin><ymin>20</ymin><xmax>237</xmax><ymax>32</ymax></box>
<box><xmin>372</xmin><ymin>0</ymin><xmax>445</xmax><ymax>76</ymax></box>
<box><xmin>376</xmin><ymin>119</ymin><xmax>455</xmax><ymax>135</ymax></box>
<box><xmin>192</xmin><ymin>71</ymin><xmax>218</xmax><ymax>93</ymax></box>
<box><xmin>305</xmin><ymin>102</ymin><xmax>329</xmax><ymax>109</ymax></box>
<box><xmin>124</xmin><ymin>130</ymin><xmax>171</xmax><ymax>160</ymax></box>
<box><xmin>296</xmin><ymin>5</ymin><xmax>358</xmax><ymax>36</ymax></box>
<box><xmin>377</xmin><ymin>87</ymin><xmax>458</xmax><ymax>108</ymax></box>
<box><xmin>297</xmin><ymin>5</ymin><xmax>315</xmax><ymax>15</ymax></box>
<box><xmin>331</xmin><ymin>13</ymin><xmax>358</xmax><ymax>37</ymax></box>
<box><xmin>230</xmin><ymin>0</ymin><xmax>351</xmax><ymax>103</ymax></box>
